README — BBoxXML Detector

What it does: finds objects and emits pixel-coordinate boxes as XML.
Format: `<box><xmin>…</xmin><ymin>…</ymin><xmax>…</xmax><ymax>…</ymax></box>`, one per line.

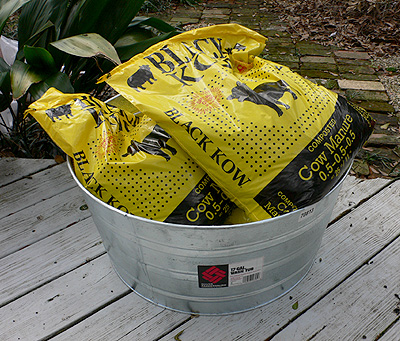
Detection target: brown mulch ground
<box><xmin>271</xmin><ymin>0</ymin><xmax>400</xmax><ymax>56</ymax></box>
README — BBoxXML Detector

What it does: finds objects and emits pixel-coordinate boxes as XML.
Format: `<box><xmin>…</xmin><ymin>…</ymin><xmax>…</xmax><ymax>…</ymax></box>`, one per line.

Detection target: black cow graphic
<box><xmin>227</xmin><ymin>80</ymin><xmax>298</xmax><ymax>116</ymax></box>
<box><xmin>123</xmin><ymin>125</ymin><xmax>177</xmax><ymax>161</ymax></box>
<box><xmin>127</xmin><ymin>65</ymin><xmax>156</xmax><ymax>92</ymax></box>
<box><xmin>45</xmin><ymin>104</ymin><xmax>73</xmax><ymax>122</ymax></box>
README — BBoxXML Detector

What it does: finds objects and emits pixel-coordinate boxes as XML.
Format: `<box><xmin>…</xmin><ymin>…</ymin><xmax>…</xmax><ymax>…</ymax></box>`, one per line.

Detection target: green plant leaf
<box><xmin>29</xmin><ymin>71</ymin><xmax>74</xmax><ymax>100</ymax></box>
<box><xmin>18</xmin><ymin>0</ymin><xmax>70</xmax><ymax>48</ymax></box>
<box><xmin>0</xmin><ymin>0</ymin><xmax>31</xmax><ymax>34</ymax></box>
<box><xmin>50</xmin><ymin>33</ymin><xmax>121</xmax><ymax>65</ymax></box>
<box><xmin>19</xmin><ymin>21</ymin><xmax>54</xmax><ymax>51</ymax></box>
<box><xmin>24</xmin><ymin>46</ymin><xmax>58</xmax><ymax>72</ymax></box>
<box><xmin>0</xmin><ymin>69</ymin><xmax>12</xmax><ymax>100</ymax></box>
<box><xmin>0</xmin><ymin>92</ymin><xmax>12</xmax><ymax>111</ymax></box>
<box><xmin>15</xmin><ymin>20</ymin><xmax>56</xmax><ymax>61</ymax></box>
<box><xmin>61</xmin><ymin>0</ymin><xmax>146</xmax><ymax>44</ymax></box>
<box><xmin>128</xmin><ymin>16</ymin><xmax>178</xmax><ymax>33</ymax></box>
<box><xmin>386</xmin><ymin>67</ymin><xmax>398</xmax><ymax>72</ymax></box>
<box><xmin>0</xmin><ymin>57</ymin><xmax>10</xmax><ymax>72</ymax></box>
<box><xmin>114</xmin><ymin>27</ymin><xmax>155</xmax><ymax>49</ymax></box>
<box><xmin>0</xmin><ymin>70</ymin><xmax>11</xmax><ymax>88</ymax></box>
<box><xmin>115</xmin><ymin>17</ymin><xmax>180</xmax><ymax>61</ymax></box>
<box><xmin>116</xmin><ymin>31</ymin><xmax>179</xmax><ymax>61</ymax></box>
<box><xmin>0</xmin><ymin>64</ymin><xmax>12</xmax><ymax>111</ymax></box>
<box><xmin>180</xmin><ymin>0</ymin><xmax>198</xmax><ymax>5</ymax></box>
<box><xmin>10</xmin><ymin>60</ymin><xmax>46</xmax><ymax>99</ymax></box>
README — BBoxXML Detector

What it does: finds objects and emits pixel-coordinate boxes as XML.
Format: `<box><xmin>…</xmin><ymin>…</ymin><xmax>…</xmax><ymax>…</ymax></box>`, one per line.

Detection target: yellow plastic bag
<box><xmin>26</xmin><ymin>88</ymin><xmax>234</xmax><ymax>225</ymax></box>
<box><xmin>102</xmin><ymin>24</ymin><xmax>374</xmax><ymax>221</ymax></box>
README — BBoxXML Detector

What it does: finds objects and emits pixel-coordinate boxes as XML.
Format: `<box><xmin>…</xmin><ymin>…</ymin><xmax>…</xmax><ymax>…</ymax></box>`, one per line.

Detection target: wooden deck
<box><xmin>1</xmin><ymin>157</ymin><xmax>400</xmax><ymax>340</ymax></box>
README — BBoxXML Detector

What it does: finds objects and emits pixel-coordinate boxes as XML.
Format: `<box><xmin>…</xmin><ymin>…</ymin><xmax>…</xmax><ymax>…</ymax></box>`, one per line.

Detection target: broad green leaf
<box><xmin>0</xmin><ymin>70</ymin><xmax>12</xmax><ymax>95</ymax></box>
<box><xmin>50</xmin><ymin>33</ymin><xmax>121</xmax><ymax>65</ymax></box>
<box><xmin>115</xmin><ymin>18</ymin><xmax>180</xmax><ymax>61</ymax></box>
<box><xmin>0</xmin><ymin>57</ymin><xmax>12</xmax><ymax>103</ymax></box>
<box><xmin>0</xmin><ymin>0</ymin><xmax>31</xmax><ymax>33</ymax></box>
<box><xmin>29</xmin><ymin>72</ymin><xmax>74</xmax><ymax>100</ymax></box>
<box><xmin>61</xmin><ymin>0</ymin><xmax>146</xmax><ymax>44</ymax></box>
<box><xmin>19</xmin><ymin>20</ymin><xmax>54</xmax><ymax>47</ymax></box>
<box><xmin>16</xmin><ymin>20</ymin><xmax>55</xmax><ymax>61</ymax></box>
<box><xmin>116</xmin><ymin>31</ymin><xmax>179</xmax><ymax>61</ymax></box>
<box><xmin>10</xmin><ymin>60</ymin><xmax>46</xmax><ymax>99</ymax></box>
<box><xmin>0</xmin><ymin>92</ymin><xmax>12</xmax><ymax>111</ymax></box>
<box><xmin>0</xmin><ymin>57</ymin><xmax>10</xmax><ymax>72</ymax></box>
<box><xmin>0</xmin><ymin>69</ymin><xmax>12</xmax><ymax>110</ymax></box>
<box><xmin>114</xmin><ymin>27</ymin><xmax>154</xmax><ymax>48</ymax></box>
<box><xmin>24</xmin><ymin>46</ymin><xmax>57</xmax><ymax>72</ymax></box>
<box><xmin>18</xmin><ymin>0</ymin><xmax>70</xmax><ymax>47</ymax></box>
<box><xmin>128</xmin><ymin>16</ymin><xmax>178</xmax><ymax>33</ymax></box>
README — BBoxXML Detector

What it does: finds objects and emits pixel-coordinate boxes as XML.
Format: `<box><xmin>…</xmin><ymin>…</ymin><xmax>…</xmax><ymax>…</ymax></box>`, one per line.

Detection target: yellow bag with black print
<box><xmin>26</xmin><ymin>88</ymin><xmax>234</xmax><ymax>225</ymax></box>
<box><xmin>101</xmin><ymin>23</ymin><xmax>374</xmax><ymax>222</ymax></box>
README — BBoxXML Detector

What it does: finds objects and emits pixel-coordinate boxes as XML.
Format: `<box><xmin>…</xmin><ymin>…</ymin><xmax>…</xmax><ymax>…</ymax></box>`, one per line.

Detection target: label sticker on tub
<box><xmin>229</xmin><ymin>257</ymin><xmax>263</xmax><ymax>286</ymax></box>
<box><xmin>198</xmin><ymin>257</ymin><xmax>263</xmax><ymax>288</ymax></box>
<box><xmin>298</xmin><ymin>204</ymin><xmax>317</xmax><ymax>222</ymax></box>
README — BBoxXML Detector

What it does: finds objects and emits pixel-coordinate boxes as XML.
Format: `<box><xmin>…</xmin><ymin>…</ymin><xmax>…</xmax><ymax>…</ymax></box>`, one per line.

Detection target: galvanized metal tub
<box><xmin>68</xmin><ymin>157</ymin><xmax>347</xmax><ymax>315</ymax></box>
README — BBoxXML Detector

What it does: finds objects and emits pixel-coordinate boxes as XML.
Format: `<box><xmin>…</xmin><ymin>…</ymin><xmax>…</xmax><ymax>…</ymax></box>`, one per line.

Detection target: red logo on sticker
<box><xmin>202</xmin><ymin>266</ymin><xmax>227</xmax><ymax>284</ymax></box>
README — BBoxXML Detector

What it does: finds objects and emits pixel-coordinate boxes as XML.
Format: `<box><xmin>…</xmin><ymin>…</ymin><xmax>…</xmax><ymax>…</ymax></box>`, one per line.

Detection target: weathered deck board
<box><xmin>0</xmin><ymin>256</ymin><xmax>128</xmax><ymax>341</ymax></box>
<box><xmin>0</xmin><ymin>218</ymin><xmax>103</xmax><ymax>305</ymax></box>
<box><xmin>331</xmin><ymin>175</ymin><xmax>392</xmax><ymax>219</ymax></box>
<box><xmin>379</xmin><ymin>320</ymin><xmax>400</xmax><ymax>340</ymax></box>
<box><xmin>0</xmin><ymin>163</ymin><xmax>75</xmax><ymax>219</ymax></box>
<box><xmin>0</xmin><ymin>159</ymin><xmax>399</xmax><ymax>341</ymax></box>
<box><xmin>0</xmin><ymin>187</ymin><xmax>89</xmax><ymax>259</ymax></box>
<box><xmin>272</xmin><ymin>236</ymin><xmax>400</xmax><ymax>340</ymax></box>
<box><xmin>0</xmin><ymin>157</ymin><xmax>56</xmax><ymax>187</ymax></box>
<box><xmin>51</xmin><ymin>293</ymin><xmax>188</xmax><ymax>341</ymax></box>
<box><xmin>158</xmin><ymin>180</ymin><xmax>400</xmax><ymax>340</ymax></box>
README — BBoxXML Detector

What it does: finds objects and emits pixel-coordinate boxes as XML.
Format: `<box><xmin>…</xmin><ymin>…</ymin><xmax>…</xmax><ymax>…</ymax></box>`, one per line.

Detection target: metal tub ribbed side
<box><xmin>68</xmin><ymin>158</ymin><xmax>345</xmax><ymax>315</ymax></box>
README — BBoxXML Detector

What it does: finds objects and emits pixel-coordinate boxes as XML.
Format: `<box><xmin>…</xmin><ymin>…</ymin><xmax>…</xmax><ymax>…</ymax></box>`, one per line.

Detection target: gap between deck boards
<box><xmin>0</xmin><ymin>157</ymin><xmax>57</xmax><ymax>188</ymax></box>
